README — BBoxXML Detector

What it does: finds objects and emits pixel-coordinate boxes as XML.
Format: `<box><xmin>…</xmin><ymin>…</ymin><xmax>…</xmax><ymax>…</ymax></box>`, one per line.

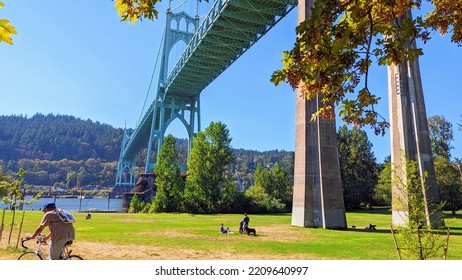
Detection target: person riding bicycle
<box><xmin>25</xmin><ymin>202</ymin><xmax>75</xmax><ymax>260</ymax></box>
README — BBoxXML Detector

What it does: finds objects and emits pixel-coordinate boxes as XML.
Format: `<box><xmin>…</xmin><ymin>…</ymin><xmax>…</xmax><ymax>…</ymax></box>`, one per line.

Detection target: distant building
<box><xmin>121</xmin><ymin>173</ymin><xmax>156</xmax><ymax>213</ymax></box>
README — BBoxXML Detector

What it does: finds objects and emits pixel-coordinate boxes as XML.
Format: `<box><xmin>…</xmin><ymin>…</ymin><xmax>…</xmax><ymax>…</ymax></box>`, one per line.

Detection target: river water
<box><xmin>1</xmin><ymin>196</ymin><xmax>123</xmax><ymax>212</ymax></box>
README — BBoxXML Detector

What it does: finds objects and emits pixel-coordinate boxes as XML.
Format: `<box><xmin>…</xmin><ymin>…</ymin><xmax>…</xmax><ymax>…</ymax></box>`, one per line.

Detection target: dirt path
<box><xmin>1</xmin><ymin>226</ymin><xmax>318</xmax><ymax>260</ymax></box>
<box><xmin>1</xmin><ymin>240</ymin><xmax>316</xmax><ymax>260</ymax></box>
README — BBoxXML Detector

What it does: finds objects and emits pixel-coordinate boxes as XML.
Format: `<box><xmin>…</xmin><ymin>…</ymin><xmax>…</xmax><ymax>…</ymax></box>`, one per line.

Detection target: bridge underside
<box><xmin>116</xmin><ymin>0</ymin><xmax>297</xmax><ymax>186</ymax></box>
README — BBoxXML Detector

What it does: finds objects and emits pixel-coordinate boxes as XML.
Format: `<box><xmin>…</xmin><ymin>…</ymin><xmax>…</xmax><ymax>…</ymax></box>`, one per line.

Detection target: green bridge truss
<box><xmin>116</xmin><ymin>0</ymin><xmax>297</xmax><ymax>186</ymax></box>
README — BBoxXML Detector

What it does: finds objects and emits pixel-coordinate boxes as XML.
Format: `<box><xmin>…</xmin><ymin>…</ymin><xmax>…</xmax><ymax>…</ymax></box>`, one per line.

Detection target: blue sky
<box><xmin>1</xmin><ymin>1</ymin><xmax>461</xmax><ymax>163</ymax></box>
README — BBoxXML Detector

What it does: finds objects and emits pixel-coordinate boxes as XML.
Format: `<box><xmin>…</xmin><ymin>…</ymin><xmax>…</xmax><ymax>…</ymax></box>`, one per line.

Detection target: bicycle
<box><xmin>18</xmin><ymin>235</ymin><xmax>83</xmax><ymax>260</ymax></box>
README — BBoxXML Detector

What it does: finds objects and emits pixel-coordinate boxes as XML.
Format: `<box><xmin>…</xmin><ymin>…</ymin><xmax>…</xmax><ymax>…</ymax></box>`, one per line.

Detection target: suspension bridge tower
<box><xmin>115</xmin><ymin>2</ymin><xmax>200</xmax><ymax>186</ymax></box>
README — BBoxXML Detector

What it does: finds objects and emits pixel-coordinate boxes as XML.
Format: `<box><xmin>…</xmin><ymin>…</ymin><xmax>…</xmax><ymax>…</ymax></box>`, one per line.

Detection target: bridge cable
<box><xmin>171</xmin><ymin>0</ymin><xmax>188</xmax><ymax>12</ymax></box>
<box><xmin>138</xmin><ymin>27</ymin><xmax>166</xmax><ymax>126</ymax></box>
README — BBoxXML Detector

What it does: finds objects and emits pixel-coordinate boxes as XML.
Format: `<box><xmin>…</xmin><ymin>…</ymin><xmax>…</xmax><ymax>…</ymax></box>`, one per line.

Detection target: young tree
<box><xmin>153</xmin><ymin>134</ymin><xmax>184</xmax><ymax>212</ymax></box>
<box><xmin>128</xmin><ymin>194</ymin><xmax>143</xmax><ymax>213</ymax></box>
<box><xmin>392</xmin><ymin>157</ymin><xmax>447</xmax><ymax>260</ymax></box>
<box><xmin>337</xmin><ymin>125</ymin><xmax>378</xmax><ymax>209</ymax></box>
<box><xmin>428</xmin><ymin>115</ymin><xmax>454</xmax><ymax>160</ymax></box>
<box><xmin>1</xmin><ymin>168</ymin><xmax>41</xmax><ymax>245</ymax></box>
<box><xmin>184</xmin><ymin>122</ymin><xmax>234</xmax><ymax>213</ymax></box>
<box><xmin>1</xmin><ymin>168</ymin><xmax>40</xmax><ymax>209</ymax></box>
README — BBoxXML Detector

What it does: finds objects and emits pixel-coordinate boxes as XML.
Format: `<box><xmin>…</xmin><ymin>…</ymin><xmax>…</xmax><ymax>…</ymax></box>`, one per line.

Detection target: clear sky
<box><xmin>1</xmin><ymin>1</ymin><xmax>461</xmax><ymax>163</ymax></box>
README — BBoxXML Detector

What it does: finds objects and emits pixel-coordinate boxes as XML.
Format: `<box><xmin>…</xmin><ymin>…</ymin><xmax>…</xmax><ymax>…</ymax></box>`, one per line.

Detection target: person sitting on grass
<box><xmin>364</xmin><ymin>223</ymin><xmax>377</xmax><ymax>230</ymax></box>
<box><xmin>219</xmin><ymin>223</ymin><xmax>230</xmax><ymax>234</ymax></box>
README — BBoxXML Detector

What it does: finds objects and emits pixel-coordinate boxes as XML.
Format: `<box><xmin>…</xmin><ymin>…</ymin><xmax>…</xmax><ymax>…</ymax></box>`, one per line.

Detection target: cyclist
<box><xmin>25</xmin><ymin>202</ymin><xmax>75</xmax><ymax>260</ymax></box>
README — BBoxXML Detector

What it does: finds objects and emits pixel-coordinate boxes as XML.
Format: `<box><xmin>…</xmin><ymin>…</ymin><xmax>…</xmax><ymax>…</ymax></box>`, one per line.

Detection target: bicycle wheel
<box><xmin>67</xmin><ymin>255</ymin><xmax>83</xmax><ymax>260</ymax></box>
<box><xmin>18</xmin><ymin>251</ymin><xmax>43</xmax><ymax>260</ymax></box>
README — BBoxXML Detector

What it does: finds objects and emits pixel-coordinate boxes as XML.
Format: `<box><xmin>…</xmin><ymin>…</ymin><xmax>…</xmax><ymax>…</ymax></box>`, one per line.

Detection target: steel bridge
<box><xmin>115</xmin><ymin>0</ymin><xmax>297</xmax><ymax>186</ymax></box>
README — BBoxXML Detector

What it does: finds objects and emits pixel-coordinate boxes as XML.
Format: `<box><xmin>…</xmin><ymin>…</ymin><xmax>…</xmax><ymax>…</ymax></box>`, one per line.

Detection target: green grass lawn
<box><xmin>1</xmin><ymin>208</ymin><xmax>461</xmax><ymax>260</ymax></box>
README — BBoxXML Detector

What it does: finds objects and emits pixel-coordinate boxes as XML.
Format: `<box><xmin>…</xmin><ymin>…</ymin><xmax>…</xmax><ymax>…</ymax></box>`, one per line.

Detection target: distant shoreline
<box><xmin>1</xmin><ymin>196</ymin><xmax>123</xmax><ymax>212</ymax></box>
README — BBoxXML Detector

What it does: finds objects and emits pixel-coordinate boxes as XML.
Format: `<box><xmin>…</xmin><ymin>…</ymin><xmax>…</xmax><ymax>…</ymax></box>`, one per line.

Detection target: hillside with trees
<box><xmin>0</xmin><ymin>114</ymin><xmax>294</xmax><ymax>189</ymax></box>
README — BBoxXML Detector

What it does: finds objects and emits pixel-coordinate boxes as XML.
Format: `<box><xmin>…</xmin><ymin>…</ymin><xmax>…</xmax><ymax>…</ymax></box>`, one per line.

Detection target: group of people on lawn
<box><xmin>219</xmin><ymin>213</ymin><xmax>250</xmax><ymax>234</ymax></box>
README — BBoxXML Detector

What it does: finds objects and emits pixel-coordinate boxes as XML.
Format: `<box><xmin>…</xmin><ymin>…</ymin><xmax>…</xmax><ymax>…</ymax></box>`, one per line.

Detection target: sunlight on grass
<box><xmin>1</xmin><ymin>209</ymin><xmax>460</xmax><ymax>260</ymax></box>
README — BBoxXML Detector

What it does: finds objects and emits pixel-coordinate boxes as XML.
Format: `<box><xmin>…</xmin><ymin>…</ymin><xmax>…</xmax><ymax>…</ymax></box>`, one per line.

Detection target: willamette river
<box><xmin>1</xmin><ymin>196</ymin><xmax>123</xmax><ymax>212</ymax></box>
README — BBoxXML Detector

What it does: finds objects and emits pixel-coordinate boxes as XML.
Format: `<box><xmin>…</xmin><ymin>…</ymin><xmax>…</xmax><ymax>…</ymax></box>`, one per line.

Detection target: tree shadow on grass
<box><xmin>444</xmin><ymin>213</ymin><xmax>462</xmax><ymax>219</ymax></box>
<box><xmin>347</xmin><ymin>208</ymin><xmax>391</xmax><ymax>215</ymax></box>
<box><xmin>344</xmin><ymin>228</ymin><xmax>391</xmax><ymax>234</ymax></box>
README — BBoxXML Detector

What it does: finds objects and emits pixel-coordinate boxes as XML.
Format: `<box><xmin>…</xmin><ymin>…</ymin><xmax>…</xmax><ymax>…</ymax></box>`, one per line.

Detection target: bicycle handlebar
<box><xmin>20</xmin><ymin>238</ymin><xmax>29</xmax><ymax>249</ymax></box>
<box><xmin>21</xmin><ymin>235</ymin><xmax>47</xmax><ymax>249</ymax></box>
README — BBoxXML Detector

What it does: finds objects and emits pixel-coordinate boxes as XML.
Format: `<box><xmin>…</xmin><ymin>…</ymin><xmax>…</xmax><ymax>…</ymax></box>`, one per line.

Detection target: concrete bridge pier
<box><xmin>388</xmin><ymin>10</ymin><xmax>444</xmax><ymax>228</ymax></box>
<box><xmin>291</xmin><ymin>0</ymin><xmax>347</xmax><ymax>229</ymax></box>
<box><xmin>292</xmin><ymin>94</ymin><xmax>348</xmax><ymax>229</ymax></box>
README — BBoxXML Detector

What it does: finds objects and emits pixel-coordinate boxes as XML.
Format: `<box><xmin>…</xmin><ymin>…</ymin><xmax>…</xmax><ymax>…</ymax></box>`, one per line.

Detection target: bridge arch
<box><xmin>168</xmin><ymin>40</ymin><xmax>187</xmax><ymax>76</ymax></box>
<box><xmin>179</xmin><ymin>18</ymin><xmax>187</xmax><ymax>32</ymax></box>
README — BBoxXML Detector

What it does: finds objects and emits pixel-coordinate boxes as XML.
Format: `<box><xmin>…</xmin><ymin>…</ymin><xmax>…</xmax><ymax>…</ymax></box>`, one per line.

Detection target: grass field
<box><xmin>1</xmin><ymin>208</ymin><xmax>461</xmax><ymax>260</ymax></box>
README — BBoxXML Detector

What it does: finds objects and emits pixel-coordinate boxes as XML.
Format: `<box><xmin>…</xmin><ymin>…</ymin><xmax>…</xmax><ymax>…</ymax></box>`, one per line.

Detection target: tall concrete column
<box><xmin>388</xmin><ymin>10</ymin><xmax>443</xmax><ymax>227</ymax></box>
<box><xmin>291</xmin><ymin>0</ymin><xmax>347</xmax><ymax>229</ymax></box>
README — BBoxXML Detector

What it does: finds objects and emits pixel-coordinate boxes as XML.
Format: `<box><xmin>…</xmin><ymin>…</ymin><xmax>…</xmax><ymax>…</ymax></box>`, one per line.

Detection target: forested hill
<box><xmin>0</xmin><ymin>114</ymin><xmax>124</xmax><ymax>161</ymax></box>
<box><xmin>0</xmin><ymin>114</ymin><xmax>294</xmax><ymax>187</ymax></box>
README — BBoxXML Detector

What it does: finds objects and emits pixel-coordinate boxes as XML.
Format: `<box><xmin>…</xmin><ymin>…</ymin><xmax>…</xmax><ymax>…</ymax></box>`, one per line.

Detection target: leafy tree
<box><xmin>128</xmin><ymin>194</ymin><xmax>143</xmax><ymax>213</ymax></box>
<box><xmin>248</xmin><ymin>164</ymin><xmax>292</xmax><ymax>212</ymax></box>
<box><xmin>374</xmin><ymin>159</ymin><xmax>392</xmax><ymax>206</ymax></box>
<box><xmin>428</xmin><ymin>115</ymin><xmax>454</xmax><ymax>159</ymax></box>
<box><xmin>114</xmin><ymin>0</ymin><xmax>161</xmax><ymax>23</ymax></box>
<box><xmin>184</xmin><ymin>122</ymin><xmax>234</xmax><ymax>214</ymax></box>
<box><xmin>1</xmin><ymin>168</ymin><xmax>40</xmax><ymax>208</ymax></box>
<box><xmin>267</xmin><ymin>163</ymin><xmax>292</xmax><ymax>209</ymax></box>
<box><xmin>427</xmin><ymin>115</ymin><xmax>462</xmax><ymax>214</ymax></box>
<box><xmin>245</xmin><ymin>184</ymin><xmax>285</xmax><ymax>213</ymax></box>
<box><xmin>153</xmin><ymin>134</ymin><xmax>184</xmax><ymax>212</ymax></box>
<box><xmin>0</xmin><ymin>2</ymin><xmax>17</xmax><ymax>45</ymax></box>
<box><xmin>0</xmin><ymin>170</ymin><xmax>14</xmax><ymax>200</ymax></box>
<box><xmin>434</xmin><ymin>156</ymin><xmax>462</xmax><ymax>214</ymax></box>
<box><xmin>76</xmin><ymin>167</ymin><xmax>86</xmax><ymax>187</ymax></box>
<box><xmin>271</xmin><ymin>1</ymin><xmax>462</xmax><ymax>135</ymax></box>
<box><xmin>0</xmin><ymin>168</ymin><xmax>42</xmax><ymax>245</ymax></box>
<box><xmin>183</xmin><ymin>132</ymin><xmax>209</xmax><ymax>213</ymax></box>
<box><xmin>337</xmin><ymin>125</ymin><xmax>378</xmax><ymax>209</ymax></box>
<box><xmin>216</xmin><ymin>180</ymin><xmax>247</xmax><ymax>213</ymax></box>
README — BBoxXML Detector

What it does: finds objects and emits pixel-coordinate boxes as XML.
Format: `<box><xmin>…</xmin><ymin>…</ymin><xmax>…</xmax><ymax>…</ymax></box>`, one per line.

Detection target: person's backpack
<box><xmin>56</xmin><ymin>209</ymin><xmax>76</xmax><ymax>223</ymax></box>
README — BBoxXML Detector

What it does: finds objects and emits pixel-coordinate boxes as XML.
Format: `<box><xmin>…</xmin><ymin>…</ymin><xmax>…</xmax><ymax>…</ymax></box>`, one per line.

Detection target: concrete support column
<box><xmin>388</xmin><ymin>10</ymin><xmax>443</xmax><ymax>227</ymax></box>
<box><xmin>291</xmin><ymin>0</ymin><xmax>347</xmax><ymax>229</ymax></box>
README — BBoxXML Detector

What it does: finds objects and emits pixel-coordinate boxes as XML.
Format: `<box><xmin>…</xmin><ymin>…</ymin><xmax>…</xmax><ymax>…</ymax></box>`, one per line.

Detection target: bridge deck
<box><xmin>122</xmin><ymin>0</ymin><xmax>297</xmax><ymax>160</ymax></box>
